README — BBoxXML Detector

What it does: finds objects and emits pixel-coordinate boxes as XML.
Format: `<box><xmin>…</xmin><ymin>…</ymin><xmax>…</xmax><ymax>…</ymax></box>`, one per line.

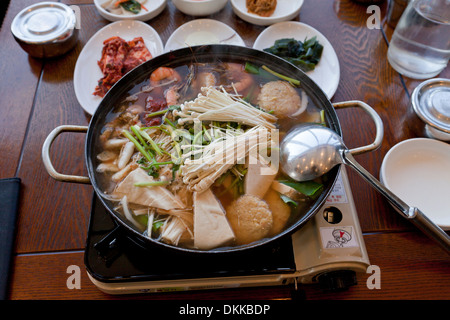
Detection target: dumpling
<box><xmin>226</xmin><ymin>194</ymin><xmax>273</xmax><ymax>245</ymax></box>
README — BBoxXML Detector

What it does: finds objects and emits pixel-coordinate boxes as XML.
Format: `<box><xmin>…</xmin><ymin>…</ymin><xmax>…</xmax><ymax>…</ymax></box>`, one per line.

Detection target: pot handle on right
<box><xmin>333</xmin><ymin>100</ymin><xmax>384</xmax><ymax>156</ymax></box>
<box><xmin>42</xmin><ymin>125</ymin><xmax>91</xmax><ymax>184</ymax></box>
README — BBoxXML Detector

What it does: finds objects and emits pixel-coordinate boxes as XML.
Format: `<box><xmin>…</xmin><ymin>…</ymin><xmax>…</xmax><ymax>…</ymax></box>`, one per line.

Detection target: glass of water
<box><xmin>387</xmin><ymin>0</ymin><xmax>450</xmax><ymax>79</ymax></box>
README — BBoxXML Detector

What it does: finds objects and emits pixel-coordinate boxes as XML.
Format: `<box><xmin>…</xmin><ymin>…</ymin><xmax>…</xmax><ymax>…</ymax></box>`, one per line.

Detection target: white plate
<box><xmin>74</xmin><ymin>20</ymin><xmax>164</xmax><ymax>115</ymax></box>
<box><xmin>94</xmin><ymin>0</ymin><xmax>167</xmax><ymax>22</ymax></box>
<box><xmin>164</xmin><ymin>19</ymin><xmax>245</xmax><ymax>52</ymax></box>
<box><xmin>253</xmin><ymin>21</ymin><xmax>340</xmax><ymax>99</ymax></box>
<box><xmin>380</xmin><ymin>138</ymin><xmax>450</xmax><ymax>230</ymax></box>
<box><xmin>231</xmin><ymin>0</ymin><xmax>303</xmax><ymax>26</ymax></box>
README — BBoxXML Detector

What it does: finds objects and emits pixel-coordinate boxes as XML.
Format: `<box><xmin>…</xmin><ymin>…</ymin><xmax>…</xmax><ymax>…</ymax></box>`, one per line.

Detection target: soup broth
<box><xmin>94</xmin><ymin>59</ymin><xmax>326</xmax><ymax>250</ymax></box>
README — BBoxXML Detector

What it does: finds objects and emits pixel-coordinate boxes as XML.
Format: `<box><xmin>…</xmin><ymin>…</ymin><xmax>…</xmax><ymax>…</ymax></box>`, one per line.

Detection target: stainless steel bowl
<box><xmin>407</xmin><ymin>78</ymin><xmax>450</xmax><ymax>141</ymax></box>
<box><xmin>11</xmin><ymin>2</ymin><xmax>78</xmax><ymax>58</ymax></box>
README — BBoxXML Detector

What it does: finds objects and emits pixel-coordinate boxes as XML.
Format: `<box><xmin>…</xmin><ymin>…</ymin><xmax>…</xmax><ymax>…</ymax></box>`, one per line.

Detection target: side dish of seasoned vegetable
<box><xmin>263</xmin><ymin>37</ymin><xmax>324</xmax><ymax>72</ymax></box>
<box><xmin>100</xmin><ymin>0</ymin><xmax>148</xmax><ymax>15</ymax></box>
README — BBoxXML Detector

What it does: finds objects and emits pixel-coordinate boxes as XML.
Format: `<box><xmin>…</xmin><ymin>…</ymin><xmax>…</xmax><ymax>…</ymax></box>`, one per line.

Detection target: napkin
<box><xmin>0</xmin><ymin>178</ymin><xmax>21</xmax><ymax>300</ymax></box>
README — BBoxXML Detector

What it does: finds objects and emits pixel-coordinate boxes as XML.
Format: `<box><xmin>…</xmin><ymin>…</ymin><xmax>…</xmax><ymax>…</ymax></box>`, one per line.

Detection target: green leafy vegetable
<box><xmin>120</xmin><ymin>0</ymin><xmax>142</xmax><ymax>14</ymax></box>
<box><xmin>152</xmin><ymin>220</ymin><xmax>164</xmax><ymax>234</ymax></box>
<box><xmin>279</xmin><ymin>194</ymin><xmax>299</xmax><ymax>207</ymax></box>
<box><xmin>134</xmin><ymin>214</ymin><xmax>149</xmax><ymax>227</ymax></box>
<box><xmin>261</xmin><ymin>65</ymin><xmax>300</xmax><ymax>86</ymax></box>
<box><xmin>278</xmin><ymin>180</ymin><xmax>324</xmax><ymax>199</ymax></box>
<box><xmin>244</xmin><ymin>62</ymin><xmax>260</xmax><ymax>74</ymax></box>
<box><xmin>244</xmin><ymin>62</ymin><xmax>300</xmax><ymax>86</ymax></box>
<box><xmin>263</xmin><ymin>37</ymin><xmax>324</xmax><ymax>72</ymax></box>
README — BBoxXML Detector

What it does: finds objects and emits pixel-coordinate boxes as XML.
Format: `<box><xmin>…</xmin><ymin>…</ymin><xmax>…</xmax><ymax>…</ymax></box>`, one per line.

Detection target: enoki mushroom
<box><xmin>173</xmin><ymin>86</ymin><xmax>277</xmax><ymax>130</ymax></box>
<box><xmin>180</xmin><ymin>126</ymin><xmax>276</xmax><ymax>193</ymax></box>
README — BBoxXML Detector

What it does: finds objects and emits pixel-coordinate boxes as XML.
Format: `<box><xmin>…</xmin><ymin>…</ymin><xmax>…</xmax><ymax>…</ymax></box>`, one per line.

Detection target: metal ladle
<box><xmin>280</xmin><ymin>122</ymin><xmax>450</xmax><ymax>254</ymax></box>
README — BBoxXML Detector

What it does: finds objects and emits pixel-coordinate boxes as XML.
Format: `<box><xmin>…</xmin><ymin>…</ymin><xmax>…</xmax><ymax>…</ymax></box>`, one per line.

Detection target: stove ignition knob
<box><xmin>317</xmin><ymin>270</ymin><xmax>357</xmax><ymax>292</ymax></box>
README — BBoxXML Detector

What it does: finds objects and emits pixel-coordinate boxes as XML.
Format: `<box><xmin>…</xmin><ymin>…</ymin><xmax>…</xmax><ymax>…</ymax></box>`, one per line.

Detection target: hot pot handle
<box><xmin>332</xmin><ymin>100</ymin><xmax>384</xmax><ymax>156</ymax></box>
<box><xmin>42</xmin><ymin>125</ymin><xmax>91</xmax><ymax>184</ymax></box>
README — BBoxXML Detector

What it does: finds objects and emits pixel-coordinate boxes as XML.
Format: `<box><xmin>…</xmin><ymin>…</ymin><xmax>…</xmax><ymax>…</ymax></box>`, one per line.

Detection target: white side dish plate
<box><xmin>380</xmin><ymin>138</ymin><xmax>450</xmax><ymax>230</ymax></box>
<box><xmin>94</xmin><ymin>0</ymin><xmax>167</xmax><ymax>22</ymax></box>
<box><xmin>253</xmin><ymin>21</ymin><xmax>340</xmax><ymax>99</ymax></box>
<box><xmin>230</xmin><ymin>0</ymin><xmax>304</xmax><ymax>26</ymax></box>
<box><xmin>74</xmin><ymin>20</ymin><xmax>164</xmax><ymax>115</ymax></box>
<box><xmin>164</xmin><ymin>19</ymin><xmax>245</xmax><ymax>52</ymax></box>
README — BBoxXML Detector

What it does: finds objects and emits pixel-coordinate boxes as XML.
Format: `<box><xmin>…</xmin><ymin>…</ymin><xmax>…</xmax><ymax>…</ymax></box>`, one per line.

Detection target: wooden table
<box><xmin>2</xmin><ymin>0</ymin><xmax>449</xmax><ymax>300</ymax></box>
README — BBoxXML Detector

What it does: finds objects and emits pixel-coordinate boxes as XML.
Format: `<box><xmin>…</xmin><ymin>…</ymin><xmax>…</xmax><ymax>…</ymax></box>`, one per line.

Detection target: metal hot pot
<box><xmin>42</xmin><ymin>45</ymin><xmax>383</xmax><ymax>254</ymax></box>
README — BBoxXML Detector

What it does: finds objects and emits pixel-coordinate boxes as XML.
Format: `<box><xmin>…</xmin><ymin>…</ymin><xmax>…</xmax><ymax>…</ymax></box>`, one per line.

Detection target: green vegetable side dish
<box><xmin>120</xmin><ymin>0</ymin><xmax>144</xmax><ymax>14</ymax></box>
<box><xmin>263</xmin><ymin>37</ymin><xmax>324</xmax><ymax>72</ymax></box>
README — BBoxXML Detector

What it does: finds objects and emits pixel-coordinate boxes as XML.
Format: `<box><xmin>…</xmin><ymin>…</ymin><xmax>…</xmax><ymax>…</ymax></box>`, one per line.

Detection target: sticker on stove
<box><xmin>326</xmin><ymin>173</ymin><xmax>348</xmax><ymax>204</ymax></box>
<box><xmin>320</xmin><ymin>226</ymin><xmax>359</xmax><ymax>248</ymax></box>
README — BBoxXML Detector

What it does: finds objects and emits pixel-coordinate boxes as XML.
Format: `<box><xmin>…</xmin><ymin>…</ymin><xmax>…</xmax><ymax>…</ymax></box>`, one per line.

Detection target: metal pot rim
<box><xmin>86</xmin><ymin>45</ymin><xmax>342</xmax><ymax>254</ymax></box>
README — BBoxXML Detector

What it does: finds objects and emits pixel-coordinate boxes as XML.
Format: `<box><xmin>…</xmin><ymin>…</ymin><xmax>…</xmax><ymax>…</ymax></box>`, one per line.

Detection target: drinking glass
<box><xmin>387</xmin><ymin>0</ymin><xmax>450</xmax><ymax>79</ymax></box>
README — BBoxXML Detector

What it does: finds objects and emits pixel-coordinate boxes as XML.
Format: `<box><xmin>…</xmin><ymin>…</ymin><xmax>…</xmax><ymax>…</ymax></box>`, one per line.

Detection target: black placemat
<box><xmin>0</xmin><ymin>177</ymin><xmax>21</xmax><ymax>300</ymax></box>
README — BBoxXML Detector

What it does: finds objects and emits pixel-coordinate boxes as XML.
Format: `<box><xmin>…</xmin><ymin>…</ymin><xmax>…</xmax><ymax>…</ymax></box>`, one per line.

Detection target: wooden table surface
<box><xmin>2</xmin><ymin>0</ymin><xmax>449</xmax><ymax>300</ymax></box>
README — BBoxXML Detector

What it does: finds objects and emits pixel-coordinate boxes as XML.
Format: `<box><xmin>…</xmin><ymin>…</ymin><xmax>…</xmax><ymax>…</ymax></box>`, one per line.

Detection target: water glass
<box><xmin>387</xmin><ymin>0</ymin><xmax>450</xmax><ymax>79</ymax></box>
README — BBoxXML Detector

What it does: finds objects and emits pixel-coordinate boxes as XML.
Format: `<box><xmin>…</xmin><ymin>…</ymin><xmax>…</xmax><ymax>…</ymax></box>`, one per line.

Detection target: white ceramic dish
<box><xmin>164</xmin><ymin>19</ymin><xmax>245</xmax><ymax>52</ymax></box>
<box><xmin>380</xmin><ymin>138</ymin><xmax>450</xmax><ymax>230</ymax></box>
<box><xmin>73</xmin><ymin>20</ymin><xmax>164</xmax><ymax>115</ymax></box>
<box><xmin>253</xmin><ymin>21</ymin><xmax>340</xmax><ymax>99</ymax></box>
<box><xmin>94</xmin><ymin>0</ymin><xmax>167</xmax><ymax>22</ymax></box>
<box><xmin>230</xmin><ymin>0</ymin><xmax>303</xmax><ymax>26</ymax></box>
<box><xmin>171</xmin><ymin>0</ymin><xmax>228</xmax><ymax>16</ymax></box>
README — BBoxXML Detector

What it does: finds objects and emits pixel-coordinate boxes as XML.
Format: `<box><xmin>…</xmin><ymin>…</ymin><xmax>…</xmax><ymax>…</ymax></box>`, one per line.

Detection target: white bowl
<box><xmin>253</xmin><ymin>21</ymin><xmax>340</xmax><ymax>99</ymax></box>
<box><xmin>164</xmin><ymin>19</ymin><xmax>245</xmax><ymax>51</ymax></box>
<box><xmin>73</xmin><ymin>20</ymin><xmax>164</xmax><ymax>115</ymax></box>
<box><xmin>94</xmin><ymin>0</ymin><xmax>167</xmax><ymax>21</ymax></box>
<box><xmin>172</xmin><ymin>0</ymin><xmax>228</xmax><ymax>16</ymax></box>
<box><xmin>380</xmin><ymin>138</ymin><xmax>450</xmax><ymax>230</ymax></box>
<box><xmin>231</xmin><ymin>0</ymin><xmax>303</xmax><ymax>26</ymax></box>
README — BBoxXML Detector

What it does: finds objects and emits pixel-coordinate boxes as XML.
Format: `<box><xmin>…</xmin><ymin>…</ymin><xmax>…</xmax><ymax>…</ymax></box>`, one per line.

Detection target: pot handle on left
<box><xmin>42</xmin><ymin>125</ymin><xmax>91</xmax><ymax>184</ymax></box>
<box><xmin>333</xmin><ymin>100</ymin><xmax>384</xmax><ymax>156</ymax></box>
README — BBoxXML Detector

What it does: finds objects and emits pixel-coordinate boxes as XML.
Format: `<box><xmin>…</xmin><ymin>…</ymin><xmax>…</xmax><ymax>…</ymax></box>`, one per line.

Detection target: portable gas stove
<box><xmin>85</xmin><ymin>167</ymin><xmax>370</xmax><ymax>295</ymax></box>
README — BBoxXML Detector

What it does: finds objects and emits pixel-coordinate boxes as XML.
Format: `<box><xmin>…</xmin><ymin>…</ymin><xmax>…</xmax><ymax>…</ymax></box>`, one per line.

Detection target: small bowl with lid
<box><xmin>407</xmin><ymin>78</ymin><xmax>450</xmax><ymax>141</ymax></box>
<box><xmin>11</xmin><ymin>2</ymin><xmax>79</xmax><ymax>59</ymax></box>
<box><xmin>172</xmin><ymin>0</ymin><xmax>228</xmax><ymax>16</ymax></box>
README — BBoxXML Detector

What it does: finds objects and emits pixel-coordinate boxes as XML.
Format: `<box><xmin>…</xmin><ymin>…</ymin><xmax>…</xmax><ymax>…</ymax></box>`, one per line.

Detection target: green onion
<box><xmin>152</xmin><ymin>220</ymin><xmax>164</xmax><ymax>234</ymax></box>
<box><xmin>134</xmin><ymin>180</ymin><xmax>171</xmax><ymax>187</ymax></box>
<box><xmin>193</xmin><ymin>130</ymin><xmax>203</xmax><ymax>146</ymax></box>
<box><xmin>152</xmin><ymin>161</ymin><xmax>173</xmax><ymax>165</ymax></box>
<box><xmin>261</xmin><ymin>65</ymin><xmax>301</xmax><ymax>86</ymax></box>
<box><xmin>122</xmin><ymin>130</ymin><xmax>154</xmax><ymax>163</ymax></box>
<box><xmin>164</xmin><ymin>117</ymin><xmax>177</xmax><ymax>128</ymax></box>
<box><xmin>130</xmin><ymin>126</ymin><xmax>149</xmax><ymax>148</ymax></box>
<box><xmin>202</xmin><ymin>125</ymin><xmax>212</xmax><ymax>141</ymax></box>
<box><xmin>244</xmin><ymin>62</ymin><xmax>259</xmax><ymax>74</ymax></box>
<box><xmin>140</xmin><ymin>161</ymin><xmax>173</xmax><ymax>171</ymax></box>
<box><xmin>140</xmin><ymin>125</ymin><xmax>163</xmax><ymax>130</ymax></box>
<box><xmin>215</xmin><ymin>171</ymin><xmax>230</xmax><ymax>186</ymax></box>
<box><xmin>139</xmin><ymin>129</ymin><xmax>163</xmax><ymax>156</ymax></box>
<box><xmin>320</xmin><ymin>110</ymin><xmax>326</xmax><ymax>125</ymax></box>
<box><xmin>279</xmin><ymin>194</ymin><xmax>299</xmax><ymax>207</ymax></box>
<box><xmin>165</xmin><ymin>126</ymin><xmax>182</xmax><ymax>164</ymax></box>
<box><xmin>146</xmin><ymin>109</ymin><xmax>168</xmax><ymax>118</ymax></box>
